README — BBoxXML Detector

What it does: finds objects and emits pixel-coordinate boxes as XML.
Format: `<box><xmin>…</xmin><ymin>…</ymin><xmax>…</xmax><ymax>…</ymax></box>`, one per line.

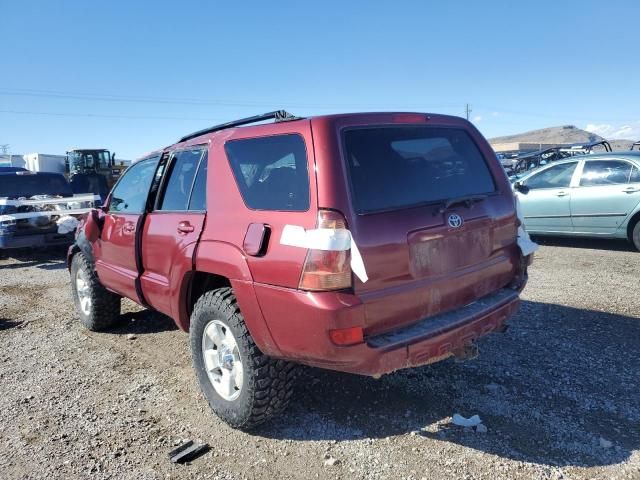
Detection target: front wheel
<box><xmin>70</xmin><ymin>253</ymin><xmax>121</xmax><ymax>331</ymax></box>
<box><xmin>190</xmin><ymin>288</ymin><xmax>298</xmax><ymax>430</ymax></box>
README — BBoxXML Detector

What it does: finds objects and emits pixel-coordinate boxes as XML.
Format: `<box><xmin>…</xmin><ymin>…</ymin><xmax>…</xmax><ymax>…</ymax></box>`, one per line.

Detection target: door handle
<box><xmin>177</xmin><ymin>221</ymin><xmax>195</xmax><ymax>234</ymax></box>
<box><xmin>622</xmin><ymin>187</ymin><xmax>639</xmax><ymax>193</ymax></box>
<box><xmin>555</xmin><ymin>191</ymin><xmax>568</xmax><ymax>197</ymax></box>
<box><xmin>122</xmin><ymin>222</ymin><xmax>135</xmax><ymax>233</ymax></box>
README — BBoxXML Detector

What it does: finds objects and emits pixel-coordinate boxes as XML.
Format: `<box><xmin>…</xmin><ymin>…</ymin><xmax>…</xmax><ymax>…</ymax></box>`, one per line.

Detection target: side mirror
<box><xmin>514</xmin><ymin>181</ymin><xmax>530</xmax><ymax>195</ymax></box>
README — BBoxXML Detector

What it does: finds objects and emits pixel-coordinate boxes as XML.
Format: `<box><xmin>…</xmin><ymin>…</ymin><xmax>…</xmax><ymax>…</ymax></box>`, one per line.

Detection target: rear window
<box><xmin>225</xmin><ymin>134</ymin><xmax>310</xmax><ymax>211</ymax></box>
<box><xmin>0</xmin><ymin>174</ymin><xmax>73</xmax><ymax>199</ymax></box>
<box><xmin>343</xmin><ymin>126</ymin><xmax>496</xmax><ymax>213</ymax></box>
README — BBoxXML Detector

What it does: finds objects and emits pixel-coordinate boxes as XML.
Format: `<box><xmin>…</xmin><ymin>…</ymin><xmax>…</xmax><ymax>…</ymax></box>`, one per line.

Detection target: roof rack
<box><xmin>179</xmin><ymin>110</ymin><xmax>299</xmax><ymax>143</ymax></box>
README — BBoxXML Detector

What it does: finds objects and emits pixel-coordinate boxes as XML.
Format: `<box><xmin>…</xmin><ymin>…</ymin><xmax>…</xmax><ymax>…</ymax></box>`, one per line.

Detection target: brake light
<box><xmin>298</xmin><ymin>210</ymin><xmax>352</xmax><ymax>291</ymax></box>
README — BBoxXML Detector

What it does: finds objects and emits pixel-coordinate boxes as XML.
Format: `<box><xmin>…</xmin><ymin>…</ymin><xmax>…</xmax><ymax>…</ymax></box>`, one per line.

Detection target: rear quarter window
<box><xmin>343</xmin><ymin>126</ymin><xmax>496</xmax><ymax>214</ymax></box>
<box><xmin>225</xmin><ymin>134</ymin><xmax>310</xmax><ymax>211</ymax></box>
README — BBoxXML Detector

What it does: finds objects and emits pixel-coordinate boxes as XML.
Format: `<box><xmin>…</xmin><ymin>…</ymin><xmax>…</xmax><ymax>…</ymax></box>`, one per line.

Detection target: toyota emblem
<box><xmin>447</xmin><ymin>213</ymin><xmax>463</xmax><ymax>228</ymax></box>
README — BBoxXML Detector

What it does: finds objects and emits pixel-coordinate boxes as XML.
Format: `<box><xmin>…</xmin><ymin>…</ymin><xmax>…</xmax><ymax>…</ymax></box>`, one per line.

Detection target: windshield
<box><xmin>0</xmin><ymin>174</ymin><xmax>73</xmax><ymax>199</ymax></box>
<box><xmin>343</xmin><ymin>126</ymin><xmax>496</xmax><ymax>214</ymax></box>
<box><xmin>68</xmin><ymin>150</ymin><xmax>111</xmax><ymax>174</ymax></box>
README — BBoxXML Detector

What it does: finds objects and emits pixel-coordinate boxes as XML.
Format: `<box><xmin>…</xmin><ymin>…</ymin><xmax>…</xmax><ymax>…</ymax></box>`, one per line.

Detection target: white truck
<box><xmin>23</xmin><ymin>153</ymin><xmax>67</xmax><ymax>174</ymax></box>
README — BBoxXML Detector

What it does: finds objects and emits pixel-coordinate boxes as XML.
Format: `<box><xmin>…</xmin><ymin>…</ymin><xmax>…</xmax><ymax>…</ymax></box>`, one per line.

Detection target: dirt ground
<box><xmin>1</xmin><ymin>237</ymin><xmax>639</xmax><ymax>480</ymax></box>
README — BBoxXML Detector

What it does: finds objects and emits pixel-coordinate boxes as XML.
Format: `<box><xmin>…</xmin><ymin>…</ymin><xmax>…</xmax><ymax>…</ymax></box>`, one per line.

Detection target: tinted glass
<box><xmin>343</xmin><ymin>126</ymin><xmax>495</xmax><ymax>213</ymax></box>
<box><xmin>225</xmin><ymin>134</ymin><xmax>309</xmax><ymax>211</ymax></box>
<box><xmin>109</xmin><ymin>158</ymin><xmax>159</xmax><ymax>213</ymax></box>
<box><xmin>580</xmin><ymin>160</ymin><xmax>633</xmax><ymax>186</ymax></box>
<box><xmin>188</xmin><ymin>152</ymin><xmax>207</xmax><ymax>211</ymax></box>
<box><xmin>525</xmin><ymin>162</ymin><xmax>577</xmax><ymax>189</ymax></box>
<box><xmin>630</xmin><ymin>165</ymin><xmax>640</xmax><ymax>183</ymax></box>
<box><xmin>0</xmin><ymin>174</ymin><xmax>72</xmax><ymax>199</ymax></box>
<box><xmin>159</xmin><ymin>149</ymin><xmax>203</xmax><ymax>211</ymax></box>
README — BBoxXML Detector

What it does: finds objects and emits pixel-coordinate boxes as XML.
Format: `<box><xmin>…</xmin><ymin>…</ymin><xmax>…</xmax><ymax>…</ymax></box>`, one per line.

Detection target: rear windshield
<box><xmin>343</xmin><ymin>126</ymin><xmax>496</xmax><ymax>213</ymax></box>
<box><xmin>0</xmin><ymin>174</ymin><xmax>73</xmax><ymax>199</ymax></box>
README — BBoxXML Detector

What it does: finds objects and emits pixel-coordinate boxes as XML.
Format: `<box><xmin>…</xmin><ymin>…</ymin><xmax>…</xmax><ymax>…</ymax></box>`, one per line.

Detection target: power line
<box><xmin>0</xmin><ymin>109</ymin><xmax>222</xmax><ymax>121</ymax></box>
<box><xmin>0</xmin><ymin>87</ymin><xmax>463</xmax><ymax>111</ymax></box>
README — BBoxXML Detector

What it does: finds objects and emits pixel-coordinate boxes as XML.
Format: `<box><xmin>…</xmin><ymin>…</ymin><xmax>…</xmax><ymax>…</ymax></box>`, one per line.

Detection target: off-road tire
<box><xmin>632</xmin><ymin>219</ymin><xmax>640</xmax><ymax>251</ymax></box>
<box><xmin>190</xmin><ymin>287</ymin><xmax>298</xmax><ymax>430</ymax></box>
<box><xmin>70</xmin><ymin>253</ymin><xmax>121</xmax><ymax>331</ymax></box>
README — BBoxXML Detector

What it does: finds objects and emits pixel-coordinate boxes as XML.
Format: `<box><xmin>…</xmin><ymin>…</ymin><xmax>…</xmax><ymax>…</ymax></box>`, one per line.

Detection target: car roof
<box><xmin>0</xmin><ymin>171</ymin><xmax>66</xmax><ymax>177</ymax></box>
<box><xmin>164</xmin><ymin>111</ymin><xmax>467</xmax><ymax>152</ymax></box>
<box><xmin>516</xmin><ymin>152</ymin><xmax>640</xmax><ymax>179</ymax></box>
<box><xmin>578</xmin><ymin>151</ymin><xmax>640</xmax><ymax>160</ymax></box>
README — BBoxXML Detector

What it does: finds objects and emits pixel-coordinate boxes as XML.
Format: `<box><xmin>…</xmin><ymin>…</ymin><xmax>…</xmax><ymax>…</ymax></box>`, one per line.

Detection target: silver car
<box><xmin>514</xmin><ymin>152</ymin><xmax>640</xmax><ymax>250</ymax></box>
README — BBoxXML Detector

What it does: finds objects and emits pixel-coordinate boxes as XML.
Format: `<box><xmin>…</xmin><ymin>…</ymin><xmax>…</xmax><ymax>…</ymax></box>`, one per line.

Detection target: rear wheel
<box><xmin>70</xmin><ymin>253</ymin><xmax>121</xmax><ymax>331</ymax></box>
<box><xmin>190</xmin><ymin>288</ymin><xmax>298</xmax><ymax>430</ymax></box>
<box><xmin>632</xmin><ymin>220</ymin><xmax>640</xmax><ymax>251</ymax></box>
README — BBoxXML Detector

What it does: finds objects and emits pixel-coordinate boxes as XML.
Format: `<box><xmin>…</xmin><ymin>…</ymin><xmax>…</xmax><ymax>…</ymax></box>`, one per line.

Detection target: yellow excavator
<box><xmin>65</xmin><ymin>149</ymin><xmax>127</xmax><ymax>202</ymax></box>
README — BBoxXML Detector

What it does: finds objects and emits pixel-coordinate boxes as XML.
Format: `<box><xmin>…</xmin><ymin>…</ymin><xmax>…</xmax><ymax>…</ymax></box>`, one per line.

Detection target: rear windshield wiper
<box><xmin>439</xmin><ymin>194</ymin><xmax>488</xmax><ymax>212</ymax></box>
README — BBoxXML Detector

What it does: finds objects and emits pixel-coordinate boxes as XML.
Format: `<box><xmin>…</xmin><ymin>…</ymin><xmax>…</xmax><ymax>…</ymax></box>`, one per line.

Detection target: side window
<box><xmin>188</xmin><ymin>152</ymin><xmax>207</xmax><ymax>211</ymax></box>
<box><xmin>524</xmin><ymin>162</ymin><xmax>577</xmax><ymax>190</ymax></box>
<box><xmin>630</xmin><ymin>165</ymin><xmax>640</xmax><ymax>183</ymax></box>
<box><xmin>225</xmin><ymin>134</ymin><xmax>310</xmax><ymax>211</ymax></box>
<box><xmin>580</xmin><ymin>160</ymin><xmax>633</xmax><ymax>186</ymax></box>
<box><xmin>109</xmin><ymin>158</ymin><xmax>159</xmax><ymax>213</ymax></box>
<box><xmin>158</xmin><ymin>149</ymin><xmax>203</xmax><ymax>211</ymax></box>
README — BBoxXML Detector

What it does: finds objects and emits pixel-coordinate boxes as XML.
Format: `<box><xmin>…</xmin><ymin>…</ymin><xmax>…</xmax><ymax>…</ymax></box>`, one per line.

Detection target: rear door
<box><xmin>518</xmin><ymin>161</ymin><xmax>579</xmax><ymax>233</ymax></box>
<box><xmin>570</xmin><ymin>159</ymin><xmax>640</xmax><ymax>234</ymax></box>
<box><xmin>139</xmin><ymin>147</ymin><xmax>207</xmax><ymax>317</ymax></box>
<box><xmin>335</xmin><ymin>121</ymin><xmax>519</xmax><ymax>335</ymax></box>
<box><xmin>96</xmin><ymin>157</ymin><xmax>159</xmax><ymax>299</ymax></box>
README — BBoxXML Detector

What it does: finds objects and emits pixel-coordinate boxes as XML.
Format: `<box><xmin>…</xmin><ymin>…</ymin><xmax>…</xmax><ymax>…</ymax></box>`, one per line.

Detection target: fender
<box><xmin>68</xmin><ymin>229</ymin><xmax>94</xmax><ymax>268</ymax></box>
<box><xmin>176</xmin><ymin>240</ymin><xmax>282</xmax><ymax>357</ymax></box>
<box><xmin>194</xmin><ymin>240</ymin><xmax>253</xmax><ymax>281</ymax></box>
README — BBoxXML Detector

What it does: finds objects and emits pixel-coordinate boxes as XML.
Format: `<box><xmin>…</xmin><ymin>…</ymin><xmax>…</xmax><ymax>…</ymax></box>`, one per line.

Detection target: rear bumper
<box><xmin>253</xmin><ymin>284</ymin><xmax>521</xmax><ymax>376</ymax></box>
<box><xmin>0</xmin><ymin>232</ymin><xmax>74</xmax><ymax>249</ymax></box>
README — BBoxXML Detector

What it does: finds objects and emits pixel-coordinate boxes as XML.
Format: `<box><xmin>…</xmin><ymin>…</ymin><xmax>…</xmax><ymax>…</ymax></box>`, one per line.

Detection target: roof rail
<box><xmin>178</xmin><ymin>110</ymin><xmax>299</xmax><ymax>143</ymax></box>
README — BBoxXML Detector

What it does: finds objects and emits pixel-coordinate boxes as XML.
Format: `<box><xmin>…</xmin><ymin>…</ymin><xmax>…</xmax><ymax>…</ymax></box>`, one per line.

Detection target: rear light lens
<box><xmin>329</xmin><ymin>326</ymin><xmax>364</xmax><ymax>346</ymax></box>
<box><xmin>298</xmin><ymin>210</ymin><xmax>352</xmax><ymax>291</ymax></box>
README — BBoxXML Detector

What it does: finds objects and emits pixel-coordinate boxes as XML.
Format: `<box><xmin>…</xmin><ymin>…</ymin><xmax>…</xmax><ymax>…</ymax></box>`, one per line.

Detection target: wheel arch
<box><xmin>176</xmin><ymin>240</ymin><xmax>282</xmax><ymax>356</ymax></box>
<box><xmin>626</xmin><ymin>208</ymin><xmax>640</xmax><ymax>241</ymax></box>
<box><xmin>626</xmin><ymin>208</ymin><xmax>640</xmax><ymax>245</ymax></box>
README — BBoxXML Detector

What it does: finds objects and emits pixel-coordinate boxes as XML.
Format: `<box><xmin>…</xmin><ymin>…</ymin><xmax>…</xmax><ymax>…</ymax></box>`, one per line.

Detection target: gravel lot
<box><xmin>1</xmin><ymin>238</ymin><xmax>639</xmax><ymax>480</ymax></box>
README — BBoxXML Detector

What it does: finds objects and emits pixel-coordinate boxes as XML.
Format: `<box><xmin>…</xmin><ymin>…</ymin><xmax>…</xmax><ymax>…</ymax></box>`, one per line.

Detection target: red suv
<box><xmin>68</xmin><ymin>111</ymin><xmax>533</xmax><ymax>429</ymax></box>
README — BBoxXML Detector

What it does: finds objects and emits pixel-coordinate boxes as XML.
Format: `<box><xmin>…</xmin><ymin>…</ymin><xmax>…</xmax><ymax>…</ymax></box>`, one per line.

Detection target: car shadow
<box><xmin>532</xmin><ymin>235</ymin><xmax>636</xmax><ymax>252</ymax></box>
<box><xmin>256</xmin><ymin>300</ymin><xmax>640</xmax><ymax>468</ymax></box>
<box><xmin>109</xmin><ymin>309</ymin><xmax>178</xmax><ymax>335</ymax></box>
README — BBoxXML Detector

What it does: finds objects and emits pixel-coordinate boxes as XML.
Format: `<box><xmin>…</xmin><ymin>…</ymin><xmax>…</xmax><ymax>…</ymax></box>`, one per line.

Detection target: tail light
<box><xmin>298</xmin><ymin>210</ymin><xmax>352</xmax><ymax>291</ymax></box>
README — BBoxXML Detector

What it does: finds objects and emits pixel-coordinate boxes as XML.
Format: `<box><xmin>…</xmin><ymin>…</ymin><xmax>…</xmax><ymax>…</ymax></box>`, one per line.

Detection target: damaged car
<box><xmin>0</xmin><ymin>171</ymin><xmax>98</xmax><ymax>250</ymax></box>
<box><xmin>68</xmin><ymin>111</ymin><xmax>536</xmax><ymax>429</ymax></box>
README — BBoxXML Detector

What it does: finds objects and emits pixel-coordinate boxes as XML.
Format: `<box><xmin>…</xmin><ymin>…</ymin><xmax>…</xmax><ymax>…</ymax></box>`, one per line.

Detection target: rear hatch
<box><xmin>316</xmin><ymin>115</ymin><xmax>519</xmax><ymax>336</ymax></box>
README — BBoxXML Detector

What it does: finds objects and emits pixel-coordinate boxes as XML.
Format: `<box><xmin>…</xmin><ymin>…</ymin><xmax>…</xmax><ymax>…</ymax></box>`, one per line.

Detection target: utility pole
<box><xmin>465</xmin><ymin>104</ymin><xmax>472</xmax><ymax>121</ymax></box>
<box><xmin>0</xmin><ymin>144</ymin><xmax>9</xmax><ymax>154</ymax></box>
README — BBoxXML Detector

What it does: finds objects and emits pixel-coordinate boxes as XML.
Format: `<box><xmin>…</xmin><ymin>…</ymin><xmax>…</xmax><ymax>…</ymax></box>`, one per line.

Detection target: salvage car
<box><xmin>514</xmin><ymin>152</ymin><xmax>640</xmax><ymax>250</ymax></box>
<box><xmin>68</xmin><ymin>111</ymin><xmax>535</xmax><ymax>429</ymax></box>
<box><xmin>0</xmin><ymin>171</ymin><xmax>97</xmax><ymax>250</ymax></box>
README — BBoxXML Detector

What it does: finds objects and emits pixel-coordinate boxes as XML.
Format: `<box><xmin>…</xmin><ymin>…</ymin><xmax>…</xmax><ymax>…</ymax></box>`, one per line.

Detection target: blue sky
<box><xmin>1</xmin><ymin>0</ymin><xmax>639</xmax><ymax>159</ymax></box>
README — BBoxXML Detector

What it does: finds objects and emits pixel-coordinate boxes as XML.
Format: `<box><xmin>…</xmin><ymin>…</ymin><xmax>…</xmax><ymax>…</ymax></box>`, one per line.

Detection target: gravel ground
<box><xmin>1</xmin><ymin>238</ymin><xmax>639</xmax><ymax>480</ymax></box>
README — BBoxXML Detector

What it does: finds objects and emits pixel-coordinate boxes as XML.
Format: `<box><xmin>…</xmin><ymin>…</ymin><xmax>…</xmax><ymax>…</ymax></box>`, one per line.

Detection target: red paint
<box><xmin>74</xmin><ymin>112</ymin><xmax>529</xmax><ymax>377</ymax></box>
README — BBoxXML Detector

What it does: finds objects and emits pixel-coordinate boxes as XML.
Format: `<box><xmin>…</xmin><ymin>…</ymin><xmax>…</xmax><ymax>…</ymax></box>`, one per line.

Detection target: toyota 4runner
<box><xmin>68</xmin><ymin>111</ymin><xmax>535</xmax><ymax>429</ymax></box>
